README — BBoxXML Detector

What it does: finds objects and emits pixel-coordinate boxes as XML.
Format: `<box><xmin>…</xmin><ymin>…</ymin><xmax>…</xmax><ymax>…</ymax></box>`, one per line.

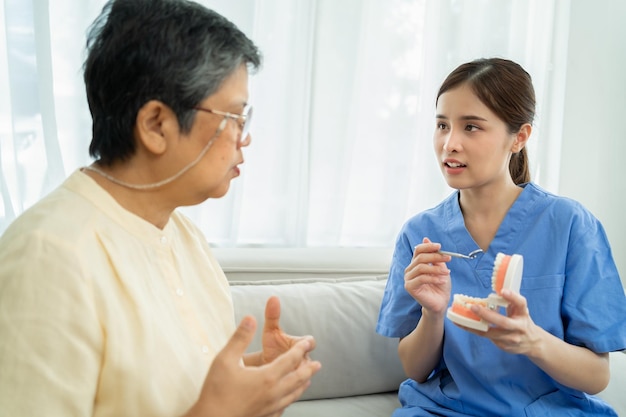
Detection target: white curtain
<box><xmin>0</xmin><ymin>0</ymin><xmax>570</xmax><ymax>247</ymax></box>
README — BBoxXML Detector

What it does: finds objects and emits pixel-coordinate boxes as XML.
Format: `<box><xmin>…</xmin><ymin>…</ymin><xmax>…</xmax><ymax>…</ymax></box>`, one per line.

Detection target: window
<box><xmin>0</xmin><ymin>0</ymin><xmax>570</xmax><ymax>247</ymax></box>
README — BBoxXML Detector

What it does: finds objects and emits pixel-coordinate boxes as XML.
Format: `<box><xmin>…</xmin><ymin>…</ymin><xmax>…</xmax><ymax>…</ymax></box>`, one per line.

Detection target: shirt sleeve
<box><xmin>560</xmin><ymin>206</ymin><xmax>626</xmax><ymax>353</ymax></box>
<box><xmin>0</xmin><ymin>230</ymin><xmax>101</xmax><ymax>417</ymax></box>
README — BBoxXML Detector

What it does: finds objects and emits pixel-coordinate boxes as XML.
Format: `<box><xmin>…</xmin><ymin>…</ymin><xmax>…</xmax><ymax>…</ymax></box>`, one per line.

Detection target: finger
<box><xmin>413</xmin><ymin>238</ymin><xmax>441</xmax><ymax>255</ymax></box>
<box><xmin>407</xmin><ymin>259</ymin><xmax>450</xmax><ymax>278</ymax></box>
<box><xmin>406</xmin><ymin>252</ymin><xmax>449</xmax><ymax>274</ymax></box>
<box><xmin>413</xmin><ymin>244</ymin><xmax>449</xmax><ymax>267</ymax></box>
<box><xmin>500</xmin><ymin>289</ymin><xmax>528</xmax><ymax>312</ymax></box>
<box><xmin>220</xmin><ymin>315</ymin><xmax>257</xmax><ymax>361</ymax></box>
<box><xmin>286</xmin><ymin>334</ymin><xmax>317</xmax><ymax>351</ymax></box>
<box><xmin>410</xmin><ymin>237</ymin><xmax>429</xmax><ymax>260</ymax></box>
<box><xmin>273</xmin><ymin>360</ymin><xmax>321</xmax><ymax>406</ymax></box>
<box><xmin>264</xmin><ymin>296</ymin><xmax>281</xmax><ymax>331</ymax></box>
<box><xmin>277</xmin><ymin>381</ymin><xmax>313</xmax><ymax>412</ymax></box>
<box><xmin>260</xmin><ymin>354</ymin><xmax>320</xmax><ymax>413</ymax></box>
<box><xmin>471</xmin><ymin>304</ymin><xmax>516</xmax><ymax>330</ymax></box>
<box><xmin>269</xmin><ymin>379</ymin><xmax>312</xmax><ymax>415</ymax></box>
<box><xmin>471</xmin><ymin>304</ymin><xmax>502</xmax><ymax>323</ymax></box>
<box><xmin>268</xmin><ymin>338</ymin><xmax>316</xmax><ymax>375</ymax></box>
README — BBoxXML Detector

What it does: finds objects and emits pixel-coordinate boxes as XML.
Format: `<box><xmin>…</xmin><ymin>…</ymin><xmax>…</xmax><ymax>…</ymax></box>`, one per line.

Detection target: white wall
<box><xmin>559</xmin><ymin>0</ymin><xmax>626</xmax><ymax>283</ymax></box>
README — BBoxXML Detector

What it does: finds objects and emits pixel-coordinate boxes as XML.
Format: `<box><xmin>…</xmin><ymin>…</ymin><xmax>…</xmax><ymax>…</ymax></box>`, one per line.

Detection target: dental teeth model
<box><xmin>446</xmin><ymin>253</ymin><xmax>524</xmax><ymax>332</ymax></box>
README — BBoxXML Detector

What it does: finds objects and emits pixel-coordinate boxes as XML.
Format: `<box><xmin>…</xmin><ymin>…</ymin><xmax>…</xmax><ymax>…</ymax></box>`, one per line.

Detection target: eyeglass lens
<box><xmin>241</xmin><ymin>106</ymin><xmax>253</xmax><ymax>140</ymax></box>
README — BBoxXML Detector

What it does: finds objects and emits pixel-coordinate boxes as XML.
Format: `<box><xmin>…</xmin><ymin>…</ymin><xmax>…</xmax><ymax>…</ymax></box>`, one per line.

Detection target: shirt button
<box><xmin>201</xmin><ymin>345</ymin><xmax>209</xmax><ymax>354</ymax></box>
<box><xmin>176</xmin><ymin>288</ymin><xmax>184</xmax><ymax>296</ymax></box>
<box><xmin>160</xmin><ymin>236</ymin><xmax>168</xmax><ymax>244</ymax></box>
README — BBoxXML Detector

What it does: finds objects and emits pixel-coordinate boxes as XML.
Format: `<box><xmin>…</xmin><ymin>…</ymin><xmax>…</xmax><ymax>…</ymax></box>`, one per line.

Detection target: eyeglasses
<box><xmin>193</xmin><ymin>104</ymin><xmax>253</xmax><ymax>145</ymax></box>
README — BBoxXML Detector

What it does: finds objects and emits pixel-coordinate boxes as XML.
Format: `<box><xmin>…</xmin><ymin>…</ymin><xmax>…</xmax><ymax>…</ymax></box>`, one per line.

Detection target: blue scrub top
<box><xmin>377</xmin><ymin>183</ymin><xmax>626</xmax><ymax>417</ymax></box>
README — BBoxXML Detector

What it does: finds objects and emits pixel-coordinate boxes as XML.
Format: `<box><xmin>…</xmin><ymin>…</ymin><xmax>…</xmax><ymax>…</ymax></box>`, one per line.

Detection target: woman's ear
<box><xmin>134</xmin><ymin>100</ymin><xmax>179</xmax><ymax>155</ymax></box>
<box><xmin>511</xmin><ymin>123</ymin><xmax>532</xmax><ymax>153</ymax></box>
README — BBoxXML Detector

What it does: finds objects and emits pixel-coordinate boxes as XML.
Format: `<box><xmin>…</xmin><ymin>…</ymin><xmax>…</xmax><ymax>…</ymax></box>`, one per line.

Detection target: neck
<box><xmin>459</xmin><ymin>181</ymin><xmax>522</xmax><ymax>217</ymax></box>
<box><xmin>82</xmin><ymin>166</ymin><xmax>174</xmax><ymax>230</ymax></box>
<box><xmin>458</xmin><ymin>181</ymin><xmax>523</xmax><ymax>251</ymax></box>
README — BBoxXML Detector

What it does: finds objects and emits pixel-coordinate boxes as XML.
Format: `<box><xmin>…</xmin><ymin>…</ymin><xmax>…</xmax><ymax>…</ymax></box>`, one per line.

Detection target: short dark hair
<box><xmin>436</xmin><ymin>58</ymin><xmax>535</xmax><ymax>184</ymax></box>
<box><xmin>84</xmin><ymin>0</ymin><xmax>262</xmax><ymax>165</ymax></box>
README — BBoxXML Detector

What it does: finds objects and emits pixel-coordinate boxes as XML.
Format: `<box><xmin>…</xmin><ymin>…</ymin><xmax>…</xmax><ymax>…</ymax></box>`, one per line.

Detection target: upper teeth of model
<box><xmin>447</xmin><ymin>162</ymin><xmax>464</xmax><ymax>167</ymax></box>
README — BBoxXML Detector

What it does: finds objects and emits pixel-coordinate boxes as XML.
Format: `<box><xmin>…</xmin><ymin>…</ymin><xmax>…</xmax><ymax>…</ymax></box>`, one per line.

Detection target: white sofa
<box><xmin>217</xmin><ymin>248</ymin><xmax>626</xmax><ymax>417</ymax></box>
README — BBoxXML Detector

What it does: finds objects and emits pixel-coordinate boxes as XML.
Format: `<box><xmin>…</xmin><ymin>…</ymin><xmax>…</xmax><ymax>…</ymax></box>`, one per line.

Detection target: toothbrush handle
<box><xmin>438</xmin><ymin>250</ymin><xmax>470</xmax><ymax>259</ymax></box>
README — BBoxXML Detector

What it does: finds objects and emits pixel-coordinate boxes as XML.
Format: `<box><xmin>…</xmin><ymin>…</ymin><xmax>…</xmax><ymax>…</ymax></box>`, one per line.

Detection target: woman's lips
<box><xmin>443</xmin><ymin>159</ymin><xmax>466</xmax><ymax>174</ymax></box>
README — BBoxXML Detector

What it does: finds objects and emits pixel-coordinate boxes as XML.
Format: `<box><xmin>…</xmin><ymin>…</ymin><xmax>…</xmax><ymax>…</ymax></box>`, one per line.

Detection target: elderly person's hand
<box><xmin>184</xmin><ymin>314</ymin><xmax>321</xmax><ymax>417</ymax></box>
<box><xmin>260</xmin><ymin>296</ymin><xmax>315</xmax><ymax>365</ymax></box>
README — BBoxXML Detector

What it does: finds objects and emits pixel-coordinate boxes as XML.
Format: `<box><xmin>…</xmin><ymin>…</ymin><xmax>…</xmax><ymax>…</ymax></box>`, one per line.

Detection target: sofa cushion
<box><xmin>283</xmin><ymin>392</ymin><xmax>400</xmax><ymax>417</ymax></box>
<box><xmin>229</xmin><ymin>276</ymin><xmax>406</xmax><ymax>400</ymax></box>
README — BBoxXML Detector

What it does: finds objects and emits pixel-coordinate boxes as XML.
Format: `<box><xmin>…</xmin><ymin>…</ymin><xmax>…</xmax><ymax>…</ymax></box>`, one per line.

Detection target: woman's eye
<box><xmin>436</xmin><ymin>122</ymin><xmax>447</xmax><ymax>130</ymax></box>
<box><xmin>465</xmin><ymin>124</ymin><xmax>479</xmax><ymax>131</ymax></box>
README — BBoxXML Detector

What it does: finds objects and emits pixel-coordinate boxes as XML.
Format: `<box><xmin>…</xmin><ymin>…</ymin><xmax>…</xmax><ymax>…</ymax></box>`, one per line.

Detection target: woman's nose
<box><xmin>443</xmin><ymin>130</ymin><xmax>461</xmax><ymax>152</ymax></box>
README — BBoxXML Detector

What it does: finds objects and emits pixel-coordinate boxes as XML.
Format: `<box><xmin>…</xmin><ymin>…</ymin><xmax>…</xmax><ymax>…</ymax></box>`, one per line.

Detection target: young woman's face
<box><xmin>433</xmin><ymin>83</ymin><xmax>517</xmax><ymax>191</ymax></box>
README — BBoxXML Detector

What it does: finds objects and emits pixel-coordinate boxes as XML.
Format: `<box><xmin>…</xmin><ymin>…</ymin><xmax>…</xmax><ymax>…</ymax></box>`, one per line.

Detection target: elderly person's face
<box><xmin>173</xmin><ymin>64</ymin><xmax>252</xmax><ymax>203</ymax></box>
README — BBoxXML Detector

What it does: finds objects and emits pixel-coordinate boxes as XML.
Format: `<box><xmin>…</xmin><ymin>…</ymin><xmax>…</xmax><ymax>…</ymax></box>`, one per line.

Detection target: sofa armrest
<box><xmin>229</xmin><ymin>276</ymin><xmax>406</xmax><ymax>400</ymax></box>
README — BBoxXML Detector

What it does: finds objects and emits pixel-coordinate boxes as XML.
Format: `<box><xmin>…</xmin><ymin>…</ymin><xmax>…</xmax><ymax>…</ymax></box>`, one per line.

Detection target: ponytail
<box><xmin>509</xmin><ymin>148</ymin><xmax>530</xmax><ymax>185</ymax></box>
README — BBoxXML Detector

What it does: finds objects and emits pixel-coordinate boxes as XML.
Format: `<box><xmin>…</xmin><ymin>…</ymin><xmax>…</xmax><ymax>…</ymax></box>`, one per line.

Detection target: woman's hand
<box><xmin>461</xmin><ymin>289</ymin><xmax>611</xmax><ymax>394</ymax></box>
<box><xmin>260</xmin><ymin>296</ymin><xmax>315</xmax><ymax>365</ymax></box>
<box><xmin>185</xmin><ymin>314</ymin><xmax>321</xmax><ymax>417</ymax></box>
<box><xmin>463</xmin><ymin>289</ymin><xmax>542</xmax><ymax>355</ymax></box>
<box><xmin>404</xmin><ymin>237</ymin><xmax>452</xmax><ymax>315</ymax></box>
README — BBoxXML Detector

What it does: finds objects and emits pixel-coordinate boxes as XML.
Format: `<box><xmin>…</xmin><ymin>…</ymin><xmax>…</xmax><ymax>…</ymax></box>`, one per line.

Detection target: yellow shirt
<box><xmin>0</xmin><ymin>170</ymin><xmax>235</xmax><ymax>417</ymax></box>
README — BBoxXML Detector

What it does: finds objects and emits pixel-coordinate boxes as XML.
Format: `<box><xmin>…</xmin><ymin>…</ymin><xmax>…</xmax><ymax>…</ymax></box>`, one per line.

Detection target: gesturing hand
<box><xmin>186</xmin><ymin>314</ymin><xmax>321</xmax><ymax>417</ymax></box>
<box><xmin>261</xmin><ymin>296</ymin><xmax>315</xmax><ymax>365</ymax></box>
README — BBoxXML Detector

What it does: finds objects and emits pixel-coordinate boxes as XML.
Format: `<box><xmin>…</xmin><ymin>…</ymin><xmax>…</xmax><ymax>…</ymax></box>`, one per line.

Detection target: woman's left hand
<box><xmin>261</xmin><ymin>296</ymin><xmax>315</xmax><ymax>364</ymax></box>
<box><xmin>463</xmin><ymin>289</ymin><xmax>542</xmax><ymax>355</ymax></box>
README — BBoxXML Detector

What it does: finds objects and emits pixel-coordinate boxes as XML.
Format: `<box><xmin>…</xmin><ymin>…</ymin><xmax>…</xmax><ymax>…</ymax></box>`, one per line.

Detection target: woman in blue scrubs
<box><xmin>376</xmin><ymin>58</ymin><xmax>626</xmax><ymax>417</ymax></box>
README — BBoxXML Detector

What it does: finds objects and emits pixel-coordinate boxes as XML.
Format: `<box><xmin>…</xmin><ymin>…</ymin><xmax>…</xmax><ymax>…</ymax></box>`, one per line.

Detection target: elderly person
<box><xmin>0</xmin><ymin>0</ymin><xmax>320</xmax><ymax>416</ymax></box>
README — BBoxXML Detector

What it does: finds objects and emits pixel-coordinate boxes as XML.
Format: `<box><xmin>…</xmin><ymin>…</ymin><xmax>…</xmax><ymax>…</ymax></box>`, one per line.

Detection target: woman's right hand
<box><xmin>404</xmin><ymin>237</ymin><xmax>451</xmax><ymax>315</ymax></box>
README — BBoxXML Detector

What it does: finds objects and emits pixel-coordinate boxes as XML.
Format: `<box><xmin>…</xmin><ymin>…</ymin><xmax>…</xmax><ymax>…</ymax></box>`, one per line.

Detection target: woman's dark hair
<box><xmin>436</xmin><ymin>58</ymin><xmax>535</xmax><ymax>184</ymax></box>
<box><xmin>83</xmin><ymin>0</ymin><xmax>262</xmax><ymax>165</ymax></box>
